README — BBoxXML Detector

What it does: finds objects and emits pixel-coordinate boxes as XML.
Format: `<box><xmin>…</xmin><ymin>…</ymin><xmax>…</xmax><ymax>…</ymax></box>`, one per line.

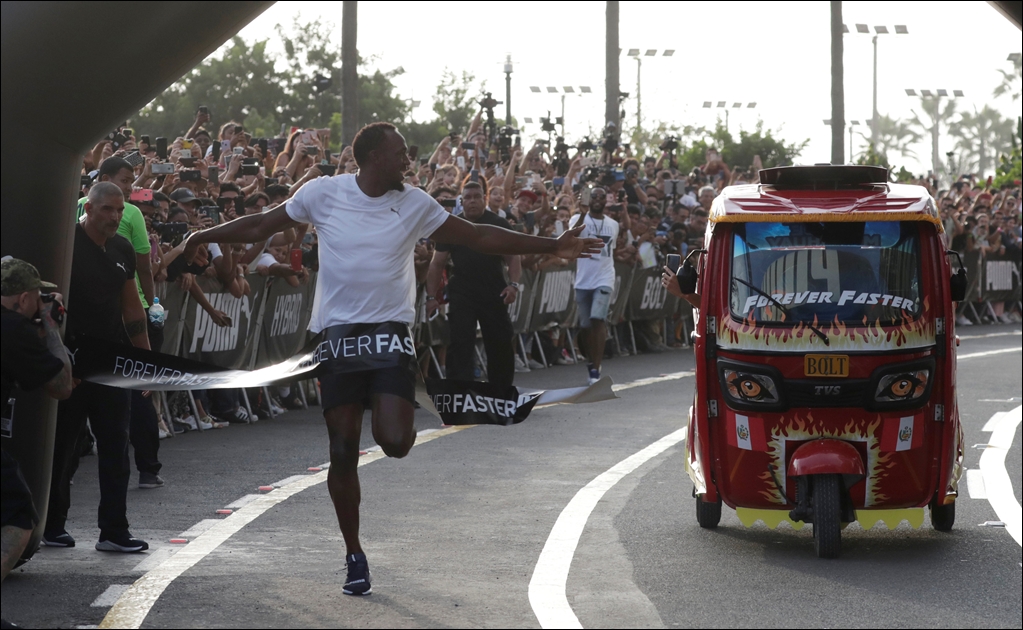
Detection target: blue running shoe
<box><xmin>343</xmin><ymin>553</ymin><xmax>372</xmax><ymax>595</ymax></box>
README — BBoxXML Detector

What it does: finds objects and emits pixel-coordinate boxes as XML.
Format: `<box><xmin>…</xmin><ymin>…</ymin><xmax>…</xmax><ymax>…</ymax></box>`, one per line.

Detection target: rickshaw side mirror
<box><xmin>677</xmin><ymin>249</ymin><xmax>705</xmax><ymax>295</ymax></box>
<box><xmin>677</xmin><ymin>260</ymin><xmax>698</xmax><ymax>294</ymax></box>
<box><xmin>950</xmin><ymin>268</ymin><xmax>967</xmax><ymax>302</ymax></box>
<box><xmin>946</xmin><ymin>250</ymin><xmax>967</xmax><ymax>302</ymax></box>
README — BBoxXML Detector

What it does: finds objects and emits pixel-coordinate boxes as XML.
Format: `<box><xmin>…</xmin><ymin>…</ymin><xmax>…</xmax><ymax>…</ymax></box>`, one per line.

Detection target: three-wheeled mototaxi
<box><xmin>679</xmin><ymin>165</ymin><xmax>967</xmax><ymax>558</ymax></box>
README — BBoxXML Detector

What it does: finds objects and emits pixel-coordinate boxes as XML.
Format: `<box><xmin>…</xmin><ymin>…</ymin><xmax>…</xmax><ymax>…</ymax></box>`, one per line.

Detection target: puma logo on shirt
<box><xmin>390</xmin><ymin>207</ymin><xmax>401</xmax><ymax>217</ymax></box>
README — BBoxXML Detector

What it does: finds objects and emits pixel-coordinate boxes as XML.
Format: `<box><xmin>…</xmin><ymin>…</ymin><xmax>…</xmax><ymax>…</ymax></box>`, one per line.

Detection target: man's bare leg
<box><xmin>371</xmin><ymin>393</ymin><xmax>416</xmax><ymax>458</ymax></box>
<box><xmin>325</xmin><ymin>403</ymin><xmax>366</xmax><ymax>554</ymax></box>
<box><xmin>324</xmin><ymin>394</ymin><xmax>416</xmax><ymax>556</ymax></box>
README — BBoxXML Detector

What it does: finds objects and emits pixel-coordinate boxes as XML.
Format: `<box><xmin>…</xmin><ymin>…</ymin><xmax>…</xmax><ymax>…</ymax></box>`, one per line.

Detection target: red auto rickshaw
<box><xmin>679</xmin><ymin>165</ymin><xmax>966</xmax><ymax>558</ymax></box>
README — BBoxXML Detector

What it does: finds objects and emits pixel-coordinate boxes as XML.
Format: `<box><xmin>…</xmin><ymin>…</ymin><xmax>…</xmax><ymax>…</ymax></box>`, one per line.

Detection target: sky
<box><xmin>223</xmin><ymin>1</ymin><xmax>1020</xmax><ymax>176</ymax></box>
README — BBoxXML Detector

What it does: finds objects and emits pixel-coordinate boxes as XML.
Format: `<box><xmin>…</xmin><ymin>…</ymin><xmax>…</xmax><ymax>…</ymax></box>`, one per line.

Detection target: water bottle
<box><xmin>148</xmin><ymin>297</ymin><xmax>167</xmax><ymax>329</ymax></box>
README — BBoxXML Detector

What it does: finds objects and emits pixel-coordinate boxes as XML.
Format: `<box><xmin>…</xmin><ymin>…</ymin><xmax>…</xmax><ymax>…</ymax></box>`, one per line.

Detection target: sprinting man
<box><xmin>183</xmin><ymin>122</ymin><xmax>601</xmax><ymax>595</ymax></box>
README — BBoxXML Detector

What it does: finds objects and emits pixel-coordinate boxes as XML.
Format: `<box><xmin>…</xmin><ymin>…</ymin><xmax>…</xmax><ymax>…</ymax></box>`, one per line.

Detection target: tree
<box><xmin>670</xmin><ymin>121</ymin><xmax>807</xmax><ymax>175</ymax></box>
<box><xmin>131</xmin><ymin>17</ymin><xmax>408</xmax><ymax>143</ymax></box>
<box><xmin>949</xmin><ymin>106</ymin><xmax>1016</xmax><ymax>176</ymax></box>
<box><xmin>909</xmin><ymin>95</ymin><xmax>958</xmax><ymax>180</ymax></box>
<box><xmin>431</xmin><ymin>70</ymin><xmax>484</xmax><ymax>136</ymax></box>
<box><xmin>856</xmin><ymin>115</ymin><xmax>921</xmax><ymax>164</ymax></box>
<box><xmin>993</xmin><ymin>54</ymin><xmax>1022</xmax><ymax>103</ymax></box>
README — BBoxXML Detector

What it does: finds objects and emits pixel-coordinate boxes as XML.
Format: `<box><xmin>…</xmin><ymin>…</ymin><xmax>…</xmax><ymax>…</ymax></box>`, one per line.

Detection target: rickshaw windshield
<box><xmin>730</xmin><ymin>221</ymin><xmax>922</xmax><ymax>325</ymax></box>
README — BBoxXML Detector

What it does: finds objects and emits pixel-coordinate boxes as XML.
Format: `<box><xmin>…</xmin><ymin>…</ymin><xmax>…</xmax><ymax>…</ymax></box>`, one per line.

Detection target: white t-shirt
<box><xmin>286</xmin><ymin>174</ymin><xmax>450</xmax><ymax>331</ymax></box>
<box><xmin>569</xmin><ymin>212</ymin><xmax>619</xmax><ymax>290</ymax></box>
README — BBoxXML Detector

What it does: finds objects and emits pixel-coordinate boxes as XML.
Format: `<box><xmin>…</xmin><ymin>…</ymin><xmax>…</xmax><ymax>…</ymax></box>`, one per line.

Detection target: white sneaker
<box><xmin>158</xmin><ymin>428</ymin><xmax>171</xmax><ymax>439</ymax></box>
<box><xmin>270</xmin><ymin>401</ymin><xmax>286</xmax><ymax>415</ymax></box>
<box><xmin>527</xmin><ymin>358</ymin><xmax>545</xmax><ymax>370</ymax></box>
<box><xmin>178</xmin><ymin>415</ymin><xmax>198</xmax><ymax>431</ymax></box>
<box><xmin>514</xmin><ymin>356</ymin><xmax>530</xmax><ymax>373</ymax></box>
<box><xmin>556</xmin><ymin>349</ymin><xmax>576</xmax><ymax>365</ymax></box>
<box><xmin>998</xmin><ymin>313</ymin><xmax>1013</xmax><ymax>324</ymax></box>
<box><xmin>955</xmin><ymin>315</ymin><xmax>973</xmax><ymax>326</ymax></box>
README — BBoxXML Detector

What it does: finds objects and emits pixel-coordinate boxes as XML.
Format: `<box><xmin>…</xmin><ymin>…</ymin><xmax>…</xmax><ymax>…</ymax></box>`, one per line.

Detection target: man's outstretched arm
<box><xmin>183</xmin><ymin>205</ymin><xmax>299</xmax><ymax>263</ymax></box>
<box><xmin>430</xmin><ymin>214</ymin><xmax>602</xmax><ymax>259</ymax></box>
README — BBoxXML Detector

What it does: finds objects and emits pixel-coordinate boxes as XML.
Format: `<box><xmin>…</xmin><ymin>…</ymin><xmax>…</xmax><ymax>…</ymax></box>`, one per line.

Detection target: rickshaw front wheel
<box><xmin>812</xmin><ymin>474</ymin><xmax>842</xmax><ymax>559</ymax></box>
<box><xmin>696</xmin><ymin>494</ymin><xmax>722</xmax><ymax>529</ymax></box>
<box><xmin>929</xmin><ymin>498</ymin><xmax>956</xmax><ymax>532</ymax></box>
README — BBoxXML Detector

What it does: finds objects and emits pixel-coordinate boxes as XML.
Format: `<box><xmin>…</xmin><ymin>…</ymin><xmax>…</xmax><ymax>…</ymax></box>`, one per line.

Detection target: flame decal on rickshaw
<box><xmin>757</xmin><ymin>413</ymin><xmax>893</xmax><ymax>508</ymax></box>
<box><xmin>719</xmin><ymin>298</ymin><xmax>935</xmax><ymax>353</ymax></box>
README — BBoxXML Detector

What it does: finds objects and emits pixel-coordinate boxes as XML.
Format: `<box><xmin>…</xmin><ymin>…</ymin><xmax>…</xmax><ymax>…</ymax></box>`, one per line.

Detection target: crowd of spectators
<box><xmin>75</xmin><ymin>105</ymin><xmax>1022</xmax><ymax>468</ymax></box>
<box><xmin>934</xmin><ymin>179</ymin><xmax>1023</xmax><ymax>324</ymax></box>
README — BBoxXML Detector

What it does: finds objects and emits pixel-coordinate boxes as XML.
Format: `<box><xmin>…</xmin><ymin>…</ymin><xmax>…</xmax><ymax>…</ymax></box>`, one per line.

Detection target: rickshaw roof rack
<box><xmin>759</xmin><ymin>165</ymin><xmax>890</xmax><ymax>190</ymax></box>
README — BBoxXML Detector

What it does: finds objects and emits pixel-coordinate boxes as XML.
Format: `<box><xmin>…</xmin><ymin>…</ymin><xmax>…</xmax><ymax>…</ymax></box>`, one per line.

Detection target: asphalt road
<box><xmin>2</xmin><ymin>326</ymin><xmax>1020</xmax><ymax>629</ymax></box>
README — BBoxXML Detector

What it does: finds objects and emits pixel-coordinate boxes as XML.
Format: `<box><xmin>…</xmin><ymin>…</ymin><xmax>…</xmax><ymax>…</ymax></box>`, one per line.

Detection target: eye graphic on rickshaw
<box><xmin>723</xmin><ymin>369</ymin><xmax>779</xmax><ymax>404</ymax></box>
<box><xmin>875</xmin><ymin>370</ymin><xmax>930</xmax><ymax>402</ymax></box>
<box><xmin>735</xmin><ymin>376</ymin><xmax>764</xmax><ymax>400</ymax></box>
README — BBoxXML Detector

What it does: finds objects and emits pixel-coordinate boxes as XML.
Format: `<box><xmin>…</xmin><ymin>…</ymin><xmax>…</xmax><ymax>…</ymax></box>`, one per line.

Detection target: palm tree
<box><xmin>910</xmin><ymin>95</ymin><xmax>958</xmax><ymax>180</ymax></box>
<box><xmin>993</xmin><ymin>54</ymin><xmax>1021</xmax><ymax>103</ymax></box>
<box><xmin>856</xmin><ymin>115</ymin><xmax>922</xmax><ymax>163</ymax></box>
<box><xmin>949</xmin><ymin>106</ymin><xmax>1016</xmax><ymax>176</ymax></box>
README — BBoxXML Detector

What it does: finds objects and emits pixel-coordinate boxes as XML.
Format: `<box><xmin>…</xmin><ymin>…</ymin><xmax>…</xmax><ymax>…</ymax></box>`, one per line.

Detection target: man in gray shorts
<box><xmin>569</xmin><ymin>187</ymin><xmax>619</xmax><ymax>384</ymax></box>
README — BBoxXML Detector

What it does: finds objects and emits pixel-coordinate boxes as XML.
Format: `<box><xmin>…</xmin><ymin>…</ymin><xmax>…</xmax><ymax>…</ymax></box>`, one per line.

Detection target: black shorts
<box><xmin>319</xmin><ymin>366</ymin><xmax>417</xmax><ymax>412</ymax></box>
<box><xmin>2</xmin><ymin>448</ymin><xmax>38</xmax><ymax>530</ymax></box>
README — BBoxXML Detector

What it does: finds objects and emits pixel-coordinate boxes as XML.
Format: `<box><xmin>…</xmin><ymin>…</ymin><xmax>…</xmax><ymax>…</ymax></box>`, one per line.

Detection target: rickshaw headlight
<box><xmin>722</xmin><ymin>369</ymin><xmax>780</xmax><ymax>405</ymax></box>
<box><xmin>874</xmin><ymin>369</ymin><xmax>930</xmax><ymax>402</ymax></box>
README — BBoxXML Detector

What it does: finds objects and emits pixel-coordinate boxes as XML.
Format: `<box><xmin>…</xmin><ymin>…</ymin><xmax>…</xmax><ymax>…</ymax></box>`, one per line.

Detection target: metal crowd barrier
<box><xmin>954</xmin><ymin>249</ymin><xmax>1022</xmax><ymax>323</ymax></box>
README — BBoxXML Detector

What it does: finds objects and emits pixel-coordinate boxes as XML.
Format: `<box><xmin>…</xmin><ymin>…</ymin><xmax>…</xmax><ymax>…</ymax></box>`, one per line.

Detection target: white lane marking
<box><xmin>966</xmin><ymin>469</ymin><xmax>988</xmax><ymax>500</ymax></box>
<box><xmin>224</xmin><ymin>494</ymin><xmax>260</xmax><ymax>509</ymax></box>
<box><xmin>131</xmin><ymin>547</ymin><xmax>175</xmax><ymax>573</ymax></box>
<box><xmin>177</xmin><ymin>519</ymin><xmax>220</xmax><ymax>539</ymax></box>
<box><xmin>958</xmin><ymin>347</ymin><xmax>1022</xmax><ymax>360</ymax></box>
<box><xmin>91</xmin><ymin>585</ymin><xmax>130</xmax><ymax>608</ymax></box>
<box><xmin>612</xmin><ymin>370</ymin><xmax>694</xmax><ymax>392</ymax></box>
<box><xmin>104</xmin><ymin>368</ymin><xmax>693</xmax><ymax>628</ymax></box>
<box><xmin>271</xmin><ymin>474</ymin><xmax>308</xmax><ymax>487</ymax></box>
<box><xmin>957</xmin><ymin>330</ymin><xmax>1021</xmax><ymax>340</ymax></box>
<box><xmin>978</xmin><ymin>406</ymin><xmax>1022</xmax><ymax>547</ymax></box>
<box><xmin>528</xmin><ymin>427</ymin><xmax>687</xmax><ymax>629</ymax></box>
<box><xmin>99</xmin><ymin>425</ymin><xmax>469</xmax><ymax>629</ymax></box>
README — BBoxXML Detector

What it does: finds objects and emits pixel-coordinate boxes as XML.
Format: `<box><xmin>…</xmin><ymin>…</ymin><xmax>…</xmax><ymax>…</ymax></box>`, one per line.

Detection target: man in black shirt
<box><xmin>426</xmin><ymin>181</ymin><xmax>521</xmax><ymax>387</ymax></box>
<box><xmin>44</xmin><ymin>182</ymin><xmax>152</xmax><ymax>554</ymax></box>
<box><xmin>1</xmin><ymin>258</ymin><xmax>73</xmax><ymax>628</ymax></box>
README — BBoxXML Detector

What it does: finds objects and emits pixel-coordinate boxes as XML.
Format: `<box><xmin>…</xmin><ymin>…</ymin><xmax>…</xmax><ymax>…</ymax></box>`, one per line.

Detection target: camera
<box><xmin>198</xmin><ymin>206</ymin><xmax>221</xmax><ymax>224</ymax></box>
<box><xmin>582</xmin><ymin>165</ymin><xmax>619</xmax><ymax>187</ymax></box>
<box><xmin>551</xmin><ymin>136</ymin><xmax>571</xmax><ymax>177</ymax></box>
<box><xmin>241</xmin><ymin>164</ymin><xmax>260</xmax><ymax>176</ymax></box>
<box><xmin>318</xmin><ymin>163</ymin><xmax>337</xmax><ymax>177</ymax></box>
<box><xmin>152</xmin><ymin>221</ymin><xmax>189</xmax><ymax>243</ymax></box>
<box><xmin>478</xmin><ymin>92</ymin><xmax>501</xmax><ymax>111</ymax></box>
<box><xmin>659</xmin><ymin>136</ymin><xmax>679</xmax><ymax>152</ymax></box>
<box><xmin>180</xmin><ymin>169</ymin><xmax>201</xmax><ymax>182</ymax></box>
<box><xmin>39</xmin><ymin>293</ymin><xmax>65</xmax><ymax>326</ymax></box>
<box><xmin>495</xmin><ymin>125</ymin><xmax>520</xmax><ymax>162</ymax></box>
<box><xmin>601</xmin><ymin>122</ymin><xmax>618</xmax><ymax>153</ymax></box>
<box><xmin>152</xmin><ymin>163</ymin><xmax>174</xmax><ymax>175</ymax></box>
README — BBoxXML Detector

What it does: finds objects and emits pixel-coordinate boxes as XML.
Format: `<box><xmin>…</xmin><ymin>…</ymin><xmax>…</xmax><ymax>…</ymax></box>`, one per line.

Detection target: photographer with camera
<box><xmin>622</xmin><ymin>159</ymin><xmax>649</xmax><ymax>207</ymax></box>
<box><xmin>426</xmin><ymin>180</ymin><xmax>521</xmax><ymax>388</ymax></box>
<box><xmin>569</xmin><ymin>186</ymin><xmax>619</xmax><ymax>385</ymax></box>
<box><xmin>1</xmin><ymin>258</ymin><xmax>74</xmax><ymax>628</ymax></box>
<box><xmin>45</xmin><ymin>182</ymin><xmax>152</xmax><ymax>553</ymax></box>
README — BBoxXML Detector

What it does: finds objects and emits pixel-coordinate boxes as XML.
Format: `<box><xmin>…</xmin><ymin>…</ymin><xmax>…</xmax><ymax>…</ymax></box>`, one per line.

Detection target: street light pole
<box><xmin>504</xmin><ymin>55</ymin><xmax>513</xmax><ymax>125</ymax></box>
<box><xmin>635</xmin><ymin>56</ymin><xmax>641</xmax><ymax>135</ymax></box>
<box><xmin>605</xmin><ymin>1</ymin><xmax>620</xmax><ymax>131</ymax></box>
<box><xmin>872</xmin><ymin>34</ymin><xmax>878</xmax><ymax>150</ymax></box>
<box><xmin>846</xmin><ymin>23</ymin><xmax>908</xmax><ymax>153</ymax></box>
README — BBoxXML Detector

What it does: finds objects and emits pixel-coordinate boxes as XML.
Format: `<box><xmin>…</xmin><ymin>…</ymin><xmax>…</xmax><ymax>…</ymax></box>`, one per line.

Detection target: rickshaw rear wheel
<box><xmin>812</xmin><ymin>474</ymin><xmax>842</xmax><ymax>559</ymax></box>
<box><xmin>696</xmin><ymin>494</ymin><xmax>722</xmax><ymax>529</ymax></box>
<box><xmin>930</xmin><ymin>498</ymin><xmax>955</xmax><ymax>532</ymax></box>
